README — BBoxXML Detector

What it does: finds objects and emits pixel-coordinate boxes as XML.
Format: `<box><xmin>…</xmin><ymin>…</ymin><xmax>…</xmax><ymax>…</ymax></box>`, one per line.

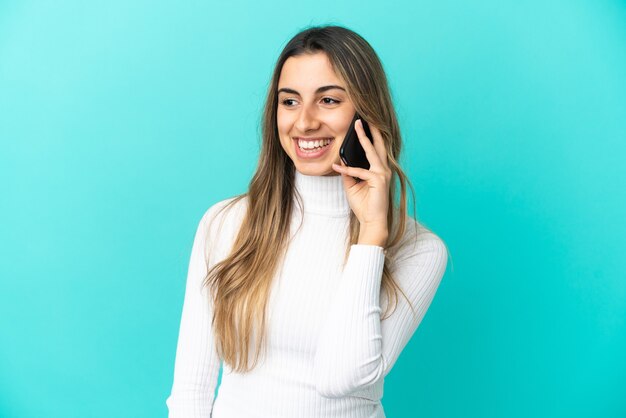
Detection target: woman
<box><xmin>166</xmin><ymin>24</ymin><xmax>449</xmax><ymax>417</ymax></box>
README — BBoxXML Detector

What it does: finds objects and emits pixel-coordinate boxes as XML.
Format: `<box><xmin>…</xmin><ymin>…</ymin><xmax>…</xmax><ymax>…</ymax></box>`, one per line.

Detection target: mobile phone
<box><xmin>339</xmin><ymin>113</ymin><xmax>373</xmax><ymax>171</ymax></box>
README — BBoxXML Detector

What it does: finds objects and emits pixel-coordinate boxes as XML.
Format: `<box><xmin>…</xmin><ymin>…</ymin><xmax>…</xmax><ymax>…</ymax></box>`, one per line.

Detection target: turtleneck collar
<box><xmin>293</xmin><ymin>170</ymin><xmax>351</xmax><ymax>217</ymax></box>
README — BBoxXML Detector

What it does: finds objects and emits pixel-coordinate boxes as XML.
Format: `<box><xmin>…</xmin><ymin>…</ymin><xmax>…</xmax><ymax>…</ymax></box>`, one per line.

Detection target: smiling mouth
<box><xmin>293</xmin><ymin>137</ymin><xmax>334</xmax><ymax>151</ymax></box>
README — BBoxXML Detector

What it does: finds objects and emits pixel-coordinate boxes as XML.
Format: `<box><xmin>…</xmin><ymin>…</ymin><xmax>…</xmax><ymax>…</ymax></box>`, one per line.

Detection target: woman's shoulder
<box><xmin>197</xmin><ymin>193</ymin><xmax>249</xmax><ymax>229</ymax></box>
<box><xmin>201</xmin><ymin>194</ymin><xmax>248</xmax><ymax>228</ymax></box>
<box><xmin>197</xmin><ymin>194</ymin><xmax>249</xmax><ymax>262</ymax></box>
<box><xmin>388</xmin><ymin>210</ymin><xmax>449</xmax><ymax>269</ymax></box>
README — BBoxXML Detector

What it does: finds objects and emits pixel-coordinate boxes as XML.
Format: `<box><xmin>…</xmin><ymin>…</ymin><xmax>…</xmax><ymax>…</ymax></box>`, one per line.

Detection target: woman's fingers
<box><xmin>367</xmin><ymin>123</ymin><xmax>390</xmax><ymax>172</ymax></box>
<box><xmin>332</xmin><ymin>161</ymin><xmax>376</xmax><ymax>184</ymax></box>
<box><xmin>355</xmin><ymin>119</ymin><xmax>384</xmax><ymax>170</ymax></box>
<box><xmin>356</xmin><ymin>119</ymin><xmax>392</xmax><ymax>182</ymax></box>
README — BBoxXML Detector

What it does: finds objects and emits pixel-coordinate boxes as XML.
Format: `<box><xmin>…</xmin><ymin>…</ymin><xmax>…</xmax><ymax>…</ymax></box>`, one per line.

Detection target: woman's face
<box><xmin>277</xmin><ymin>52</ymin><xmax>356</xmax><ymax>176</ymax></box>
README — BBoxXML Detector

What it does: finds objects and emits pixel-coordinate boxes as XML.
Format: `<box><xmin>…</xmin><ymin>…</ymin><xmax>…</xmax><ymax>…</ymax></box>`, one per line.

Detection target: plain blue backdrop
<box><xmin>1</xmin><ymin>1</ymin><xmax>625</xmax><ymax>417</ymax></box>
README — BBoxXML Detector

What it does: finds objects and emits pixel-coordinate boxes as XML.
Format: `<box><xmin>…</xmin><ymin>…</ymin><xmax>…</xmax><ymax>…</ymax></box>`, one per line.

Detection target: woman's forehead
<box><xmin>278</xmin><ymin>53</ymin><xmax>344</xmax><ymax>91</ymax></box>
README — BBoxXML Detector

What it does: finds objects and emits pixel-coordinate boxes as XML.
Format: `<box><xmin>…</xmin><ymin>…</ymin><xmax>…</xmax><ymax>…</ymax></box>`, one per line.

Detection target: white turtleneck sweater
<box><xmin>165</xmin><ymin>170</ymin><xmax>448</xmax><ymax>417</ymax></box>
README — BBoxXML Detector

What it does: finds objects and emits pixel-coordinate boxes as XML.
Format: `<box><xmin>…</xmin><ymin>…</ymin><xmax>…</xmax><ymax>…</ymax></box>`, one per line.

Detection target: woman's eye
<box><xmin>280</xmin><ymin>98</ymin><xmax>341</xmax><ymax>106</ymax></box>
<box><xmin>322</xmin><ymin>97</ymin><xmax>341</xmax><ymax>105</ymax></box>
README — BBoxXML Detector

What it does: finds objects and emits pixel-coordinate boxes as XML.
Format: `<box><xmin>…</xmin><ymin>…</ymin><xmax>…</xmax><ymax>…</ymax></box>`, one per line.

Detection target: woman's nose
<box><xmin>295</xmin><ymin>106</ymin><xmax>321</xmax><ymax>132</ymax></box>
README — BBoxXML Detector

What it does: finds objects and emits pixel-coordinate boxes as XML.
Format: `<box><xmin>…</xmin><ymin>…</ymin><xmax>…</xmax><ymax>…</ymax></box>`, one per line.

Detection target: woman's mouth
<box><xmin>293</xmin><ymin>137</ymin><xmax>334</xmax><ymax>159</ymax></box>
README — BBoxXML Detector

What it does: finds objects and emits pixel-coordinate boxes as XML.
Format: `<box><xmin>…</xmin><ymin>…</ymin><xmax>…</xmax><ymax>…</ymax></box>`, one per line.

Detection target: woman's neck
<box><xmin>293</xmin><ymin>170</ymin><xmax>351</xmax><ymax>217</ymax></box>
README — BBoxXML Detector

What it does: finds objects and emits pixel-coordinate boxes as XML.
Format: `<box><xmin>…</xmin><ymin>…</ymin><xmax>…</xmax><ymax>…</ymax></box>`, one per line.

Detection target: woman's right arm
<box><xmin>166</xmin><ymin>208</ymin><xmax>222</xmax><ymax>417</ymax></box>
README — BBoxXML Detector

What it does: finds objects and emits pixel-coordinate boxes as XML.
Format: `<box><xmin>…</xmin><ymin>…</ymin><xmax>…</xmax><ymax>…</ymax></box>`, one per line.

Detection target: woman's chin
<box><xmin>294</xmin><ymin>163</ymin><xmax>339</xmax><ymax>177</ymax></box>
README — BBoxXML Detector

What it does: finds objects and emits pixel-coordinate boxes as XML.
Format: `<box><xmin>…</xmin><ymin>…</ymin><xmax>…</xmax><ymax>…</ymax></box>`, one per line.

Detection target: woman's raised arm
<box><xmin>314</xmin><ymin>221</ymin><xmax>448</xmax><ymax>398</ymax></box>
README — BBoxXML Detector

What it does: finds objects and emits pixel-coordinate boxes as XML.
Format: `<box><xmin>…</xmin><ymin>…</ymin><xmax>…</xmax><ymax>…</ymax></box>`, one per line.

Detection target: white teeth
<box><xmin>297</xmin><ymin>138</ymin><xmax>332</xmax><ymax>150</ymax></box>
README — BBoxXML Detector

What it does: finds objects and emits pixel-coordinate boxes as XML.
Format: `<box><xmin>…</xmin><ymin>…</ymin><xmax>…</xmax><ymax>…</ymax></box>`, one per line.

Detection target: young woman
<box><xmin>166</xmin><ymin>25</ymin><xmax>449</xmax><ymax>417</ymax></box>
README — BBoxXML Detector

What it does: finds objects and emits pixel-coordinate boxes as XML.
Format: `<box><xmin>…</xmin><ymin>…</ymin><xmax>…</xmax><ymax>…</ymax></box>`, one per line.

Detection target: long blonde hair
<box><xmin>203</xmin><ymin>25</ymin><xmax>423</xmax><ymax>373</ymax></box>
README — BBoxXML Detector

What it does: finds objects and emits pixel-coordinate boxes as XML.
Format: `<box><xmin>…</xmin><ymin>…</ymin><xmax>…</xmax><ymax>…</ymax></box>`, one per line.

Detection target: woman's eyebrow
<box><xmin>277</xmin><ymin>85</ymin><xmax>346</xmax><ymax>95</ymax></box>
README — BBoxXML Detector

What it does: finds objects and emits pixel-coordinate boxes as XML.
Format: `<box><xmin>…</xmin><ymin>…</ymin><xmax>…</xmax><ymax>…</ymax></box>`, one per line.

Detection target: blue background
<box><xmin>1</xmin><ymin>1</ymin><xmax>625</xmax><ymax>417</ymax></box>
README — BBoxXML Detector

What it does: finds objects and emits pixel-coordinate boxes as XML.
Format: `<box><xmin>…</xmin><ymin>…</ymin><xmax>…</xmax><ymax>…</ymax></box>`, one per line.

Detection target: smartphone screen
<box><xmin>339</xmin><ymin>113</ymin><xmax>374</xmax><ymax>170</ymax></box>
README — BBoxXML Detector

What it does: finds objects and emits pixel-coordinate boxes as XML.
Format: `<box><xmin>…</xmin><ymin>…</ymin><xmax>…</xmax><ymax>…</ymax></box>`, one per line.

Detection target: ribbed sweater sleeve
<box><xmin>313</xmin><ymin>231</ymin><xmax>448</xmax><ymax>398</ymax></box>
<box><xmin>166</xmin><ymin>209</ymin><xmax>222</xmax><ymax>417</ymax></box>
